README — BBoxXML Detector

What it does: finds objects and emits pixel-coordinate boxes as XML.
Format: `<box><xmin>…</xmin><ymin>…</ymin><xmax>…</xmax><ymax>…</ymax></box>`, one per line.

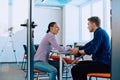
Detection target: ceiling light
<box><xmin>41</xmin><ymin>0</ymin><xmax>47</xmax><ymax>3</ymax></box>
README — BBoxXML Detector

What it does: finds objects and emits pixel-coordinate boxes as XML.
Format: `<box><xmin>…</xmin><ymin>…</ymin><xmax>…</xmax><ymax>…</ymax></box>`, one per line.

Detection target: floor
<box><xmin>0</xmin><ymin>63</ymin><xmax>110</xmax><ymax>80</ymax></box>
<box><xmin>0</xmin><ymin>63</ymin><xmax>25</xmax><ymax>80</ymax></box>
<box><xmin>0</xmin><ymin>63</ymin><xmax>72</xmax><ymax>80</ymax></box>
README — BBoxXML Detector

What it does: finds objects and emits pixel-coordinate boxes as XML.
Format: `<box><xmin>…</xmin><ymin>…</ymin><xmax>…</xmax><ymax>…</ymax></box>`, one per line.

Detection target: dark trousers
<box><xmin>71</xmin><ymin>61</ymin><xmax>111</xmax><ymax>80</ymax></box>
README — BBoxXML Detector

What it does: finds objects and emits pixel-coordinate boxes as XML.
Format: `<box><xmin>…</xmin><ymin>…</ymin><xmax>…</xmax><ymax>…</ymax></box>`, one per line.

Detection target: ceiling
<box><xmin>34</xmin><ymin>0</ymin><xmax>92</xmax><ymax>7</ymax></box>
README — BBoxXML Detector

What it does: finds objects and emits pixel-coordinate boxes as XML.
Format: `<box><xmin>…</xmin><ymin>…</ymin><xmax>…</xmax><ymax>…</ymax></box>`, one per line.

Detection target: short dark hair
<box><xmin>88</xmin><ymin>16</ymin><xmax>101</xmax><ymax>27</ymax></box>
<box><xmin>46</xmin><ymin>22</ymin><xmax>56</xmax><ymax>33</ymax></box>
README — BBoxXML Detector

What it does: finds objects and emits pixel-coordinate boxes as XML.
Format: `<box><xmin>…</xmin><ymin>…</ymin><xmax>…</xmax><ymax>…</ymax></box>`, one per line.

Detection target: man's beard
<box><xmin>89</xmin><ymin>28</ymin><xmax>94</xmax><ymax>32</ymax></box>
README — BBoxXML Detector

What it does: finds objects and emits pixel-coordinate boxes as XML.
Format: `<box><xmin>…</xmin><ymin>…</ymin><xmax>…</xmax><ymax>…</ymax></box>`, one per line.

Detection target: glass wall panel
<box><xmin>81</xmin><ymin>4</ymin><xmax>91</xmax><ymax>41</ymax></box>
<box><xmin>0</xmin><ymin>0</ymin><xmax>28</xmax><ymax>80</ymax></box>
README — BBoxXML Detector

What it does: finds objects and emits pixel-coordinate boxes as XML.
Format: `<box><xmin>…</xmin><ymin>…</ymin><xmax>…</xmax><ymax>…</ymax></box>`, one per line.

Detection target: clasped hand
<box><xmin>69</xmin><ymin>47</ymin><xmax>85</xmax><ymax>56</ymax></box>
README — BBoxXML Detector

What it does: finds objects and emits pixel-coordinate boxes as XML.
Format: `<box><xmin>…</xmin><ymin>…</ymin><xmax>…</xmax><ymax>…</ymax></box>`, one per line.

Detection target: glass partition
<box><xmin>0</xmin><ymin>0</ymin><xmax>30</xmax><ymax>80</ymax></box>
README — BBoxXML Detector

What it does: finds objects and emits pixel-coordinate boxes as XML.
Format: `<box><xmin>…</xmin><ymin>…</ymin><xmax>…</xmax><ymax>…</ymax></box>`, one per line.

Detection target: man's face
<box><xmin>88</xmin><ymin>21</ymin><xmax>95</xmax><ymax>32</ymax></box>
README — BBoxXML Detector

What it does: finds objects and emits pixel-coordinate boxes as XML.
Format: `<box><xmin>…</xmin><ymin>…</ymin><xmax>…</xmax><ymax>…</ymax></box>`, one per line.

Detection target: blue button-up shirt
<box><xmin>80</xmin><ymin>27</ymin><xmax>111</xmax><ymax>66</ymax></box>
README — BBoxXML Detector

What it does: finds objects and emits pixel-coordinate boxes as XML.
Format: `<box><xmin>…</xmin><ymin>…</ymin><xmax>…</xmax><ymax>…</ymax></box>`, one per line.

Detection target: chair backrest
<box><xmin>31</xmin><ymin>42</ymin><xmax>36</xmax><ymax>56</ymax></box>
<box><xmin>34</xmin><ymin>44</ymin><xmax>39</xmax><ymax>51</ymax></box>
<box><xmin>23</xmin><ymin>43</ymin><xmax>37</xmax><ymax>56</ymax></box>
<box><xmin>23</xmin><ymin>45</ymin><xmax>27</xmax><ymax>55</ymax></box>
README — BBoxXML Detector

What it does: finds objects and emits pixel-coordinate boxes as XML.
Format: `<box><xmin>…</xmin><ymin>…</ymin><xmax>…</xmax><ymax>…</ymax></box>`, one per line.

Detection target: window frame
<box><xmin>79</xmin><ymin>0</ymin><xmax>111</xmax><ymax>42</ymax></box>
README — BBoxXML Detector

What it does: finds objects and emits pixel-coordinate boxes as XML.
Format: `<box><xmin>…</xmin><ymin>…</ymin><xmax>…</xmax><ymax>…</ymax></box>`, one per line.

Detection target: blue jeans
<box><xmin>34</xmin><ymin>61</ymin><xmax>57</xmax><ymax>80</ymax></box>
<box><xmin>49</xmin><ymin>60</ymin><xmax>62</xmax><ymax>80</ymax></box>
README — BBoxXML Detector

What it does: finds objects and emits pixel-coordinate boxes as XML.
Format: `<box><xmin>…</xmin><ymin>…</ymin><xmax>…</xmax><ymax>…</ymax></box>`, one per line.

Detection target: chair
<box><xmin>49</xmin><ymin>55</ymin><xmax>82</xmax><ymax>79</ymax></box>
<box><xmin>34</xmin><ymin>69</ymin><xmax>49</xmax><ymax>80</ymax></box>
<box><xmin>21</xmin><ymin>44</ymin><xmax>39</xmax><ymax>70</ymax></box>
<box><xmin>50</xmin><ymin>55</ymin><xmax>79</xmax><ymax>64</ymax></box>
<box><xmin>22</xmin><ymin>44</ymin><xmax>49</xmax><ymax>80</ymax></box>
<box><xmin>34</xmin><ymin>69</ymin><xmax>42</xmax><ymax>80</ymax></box>
<box><xmin>87</xmin><ymin>73</ymin><xmax>110</xmax><ymax>80</ymax></box>
<box><xmin>21</xmin><ymin>45</ymin><xmax>27</xmax><ymax>71</ymax></box>
<box><xmin>34</xmin><ymin>44</ymin><xmax>39</xmax><ymax>51</ymax></box>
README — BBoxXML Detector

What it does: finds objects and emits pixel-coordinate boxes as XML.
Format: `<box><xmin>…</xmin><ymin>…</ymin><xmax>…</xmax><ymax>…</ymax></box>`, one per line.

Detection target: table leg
<box><xmin>60</xmin><ymin>54</ymin><xmax>63</xmax><ymax>80</ymax></box>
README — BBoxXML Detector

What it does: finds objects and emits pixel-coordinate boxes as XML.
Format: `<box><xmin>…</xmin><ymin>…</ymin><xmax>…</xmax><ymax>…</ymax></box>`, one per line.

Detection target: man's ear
<box><xmin>93</xmin><ymin>23</ymin><xmax>96</xmax><ymax>26</ymax></box>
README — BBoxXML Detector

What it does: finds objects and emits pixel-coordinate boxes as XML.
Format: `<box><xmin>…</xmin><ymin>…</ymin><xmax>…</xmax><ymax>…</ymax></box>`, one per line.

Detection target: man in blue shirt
<box><xmin>71</xmin><ymin>16</ymin><xmax>111</xmax><ymax>80</ymax></box>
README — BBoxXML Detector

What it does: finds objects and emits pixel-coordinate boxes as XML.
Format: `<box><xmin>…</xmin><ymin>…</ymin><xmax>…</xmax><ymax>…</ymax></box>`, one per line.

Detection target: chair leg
<box><xmin>25</xmin><ymin>71</ymin><xmax>27</xmax><ymax>80</ymax></box>
<box><xmin>21</xmin><ymin>58</ymin><xmax>24</xmax><ymax>70</ymax></box>
<box><xmin>89</xmin><ymin>76</ymin><xmax>92</xmax><ymax>80</ymax></box>
<box><xmin>23</xmin><ymin>61</ymin><xmax>27</xmax><ymax>71</ymax></box>
<box><xmin>96</xmin><ymin>77</ymin><xmax>98</xmax><ymax>80</ymax></box>
<box><xmin>36</xmin><ymin>76</ymin><xmax>39</xmax><ymax>80</ymax></box>
<box><xmin>36</xmin><ymin>73</ymin><xmax>39</xmax><ymax>80</ymax></box>
<box><xmin>89</xmin><ymin>76</ymin><xmax>98</xmax><ymax>80</ymax></box>
<box><xmin>21</xmin><ymin>58</ymin><xmax>27</xmax><ymax>71</ymax></box>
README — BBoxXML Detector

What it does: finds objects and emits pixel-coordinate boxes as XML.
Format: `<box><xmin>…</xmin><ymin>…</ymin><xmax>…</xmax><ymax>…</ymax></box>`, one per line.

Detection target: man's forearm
<box><xmin>78</xmin><ymin>50</ymin><xmax>85</xmax><ymax>55</ymax></box>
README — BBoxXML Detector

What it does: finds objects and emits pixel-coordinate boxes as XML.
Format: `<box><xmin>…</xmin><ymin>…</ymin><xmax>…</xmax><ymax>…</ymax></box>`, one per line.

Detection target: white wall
<box><xmin>33</xmin><ymin>7</ymin><xmax>62</xmax><ymax>45</ymax></box>
<box><xmin>63</xmin><ymin>5</ymin><xmax>80</xmax><ymax>46</ymax></box>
